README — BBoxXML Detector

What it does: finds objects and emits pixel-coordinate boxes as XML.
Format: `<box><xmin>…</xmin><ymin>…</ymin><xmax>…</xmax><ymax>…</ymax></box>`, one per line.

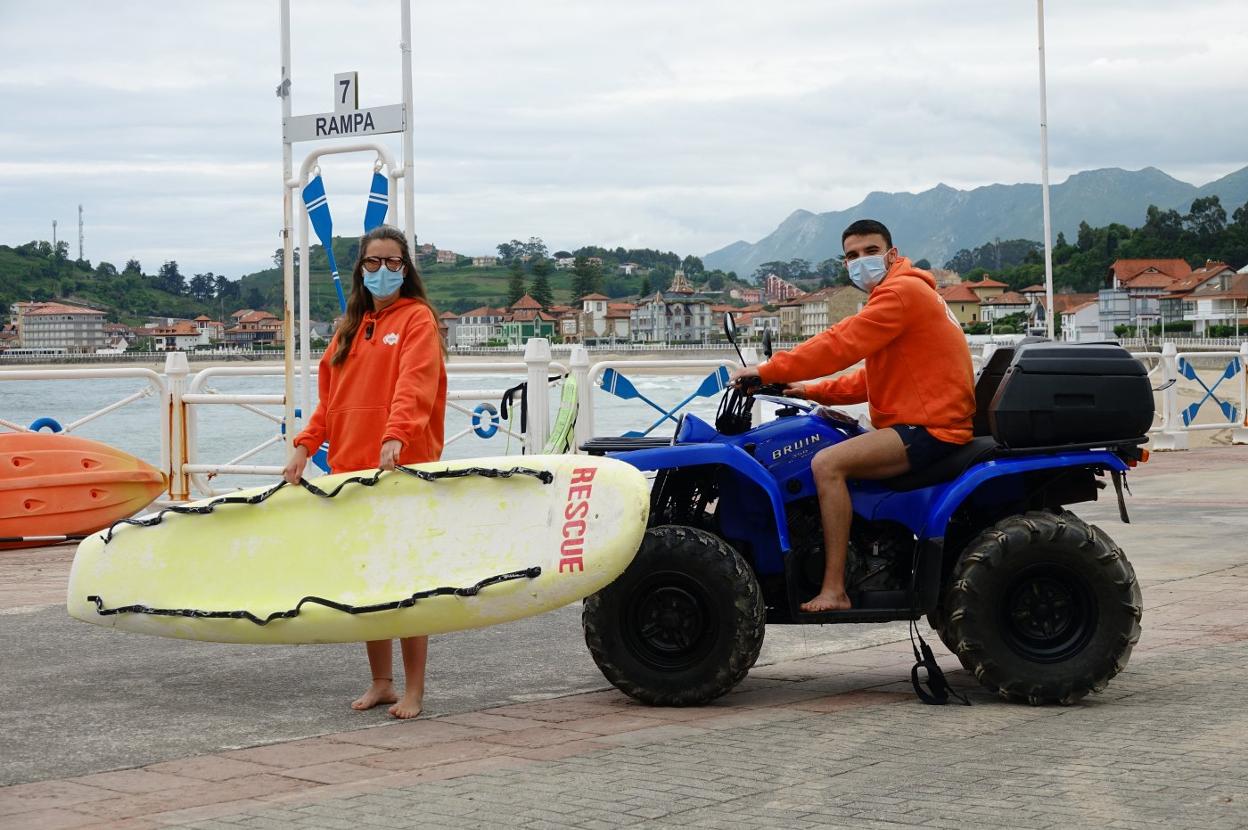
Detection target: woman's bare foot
<box><xmin>800</xmin><ymin>590</ymin><xmax>852</xmax><ymax>612</ymax></box>
<box><xmin>388</xmin><ymin>691</ymin><xmax>423</xmax><ymax>720</ymax></box>
<box><xmin>351</xmin><ymin>679</ymin><xmax>398</xmax><ymax>711</ymax></box>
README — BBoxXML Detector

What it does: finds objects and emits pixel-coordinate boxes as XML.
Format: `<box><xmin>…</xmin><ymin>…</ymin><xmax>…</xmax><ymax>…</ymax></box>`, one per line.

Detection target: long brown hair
<box><xmin>332</xmin><ymin>225</ymin><xmax>444</xmax><ymax>365</ymax></box>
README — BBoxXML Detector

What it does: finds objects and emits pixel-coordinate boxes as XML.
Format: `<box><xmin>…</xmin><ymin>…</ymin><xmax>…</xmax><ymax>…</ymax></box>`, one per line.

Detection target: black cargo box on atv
<box><xmin>989</xmin><ymin>343</ymin><xmax>1154</xmax><ymax>448</ymax></box>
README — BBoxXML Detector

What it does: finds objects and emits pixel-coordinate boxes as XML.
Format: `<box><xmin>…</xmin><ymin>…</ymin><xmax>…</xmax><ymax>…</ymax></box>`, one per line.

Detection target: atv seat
<box><xmin>581</xmin><ymin>436</ymin><xmax>672</xmax><ymax>455</ymax></box>
<box><xmin>881</xmin><ymin>436</ymin><xmax>998</xmax><ymax>491</ymax></box>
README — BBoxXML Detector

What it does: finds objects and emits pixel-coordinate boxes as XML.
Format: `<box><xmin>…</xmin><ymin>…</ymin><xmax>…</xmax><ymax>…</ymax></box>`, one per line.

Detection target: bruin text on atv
<box><xmin>582</xmin><ymin>314</ymin><xmax>1152</xmax><ymax>707</ymax></box>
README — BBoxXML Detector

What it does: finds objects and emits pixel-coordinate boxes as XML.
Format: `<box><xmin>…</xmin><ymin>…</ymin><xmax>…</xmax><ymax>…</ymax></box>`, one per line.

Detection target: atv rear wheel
<box><xmin>583</xmin><ymin>525</ymin><xmax>765</xmax><ymax>706</ymax></box>
<box><xmin>943</xmin><ymin>511</ymin><xmax>1142</xmax><ymax>705</ymax></box>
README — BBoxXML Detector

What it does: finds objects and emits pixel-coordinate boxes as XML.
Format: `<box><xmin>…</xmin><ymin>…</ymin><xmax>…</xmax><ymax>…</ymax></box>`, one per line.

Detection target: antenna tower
<box><xmin>52</xmin><ymin>220</ymin><xmax>58</xmax><ymax>251</ymax></box>
<box><xmin>78</xmin><ymin>205</ymin><xmax>84</xmax><ymax>260</ymax></box>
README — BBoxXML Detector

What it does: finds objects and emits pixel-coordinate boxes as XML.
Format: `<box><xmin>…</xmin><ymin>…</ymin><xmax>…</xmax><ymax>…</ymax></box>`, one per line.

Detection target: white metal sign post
<box><xmin>277</xmin><ymin>0</ymin><xmax>417</xmax><ymax>446</ymax></box>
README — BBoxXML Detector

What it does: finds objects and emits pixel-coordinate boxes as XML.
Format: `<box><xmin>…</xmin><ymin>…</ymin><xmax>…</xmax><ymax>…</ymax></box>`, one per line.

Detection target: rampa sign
<box><xmin>282</xmin><ymin>71</ymin><xmax>406</xmax><ymax>143</ymax></box>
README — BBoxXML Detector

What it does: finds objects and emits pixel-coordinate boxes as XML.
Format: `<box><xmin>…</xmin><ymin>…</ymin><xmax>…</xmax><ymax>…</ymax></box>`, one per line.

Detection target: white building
<box><xmin>579</xmin><ymin>293</ymin><xmax>611</xmax><ymax>338</ymax></box>
<box><xmin>1061</xmin><ymin>300</ymin><xmax>1101</xmax><ymax>342</ymax></box>
<box><xmin>629</xmin><ymin>292</ymin><xmax>713</xmax><ymax>343</ymax></box>
<box><xmin>456</xmin><ymin>306</ymin><xmax>505</xmax><ymax>346</ymax></box>
<box><xmin>14</xmin><ymin>301</ymin><xmax>107</xmax><ymax>353</ymax></box>
<box><xmin>151</xmin><ymin>321</ymin><xmax>206</xmax><ymax>351</ymax></box>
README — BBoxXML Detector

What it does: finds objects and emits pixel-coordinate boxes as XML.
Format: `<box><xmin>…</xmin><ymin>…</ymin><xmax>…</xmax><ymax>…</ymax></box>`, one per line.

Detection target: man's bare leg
<box><xmin>802</xmin><ymin>428</ymin><xmax>911</xmax><ymax>612</ymax></box>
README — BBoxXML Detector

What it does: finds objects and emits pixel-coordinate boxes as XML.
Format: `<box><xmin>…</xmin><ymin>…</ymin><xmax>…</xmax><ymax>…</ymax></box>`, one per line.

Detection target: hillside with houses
<box><xmin>3</xmin><ymin>192</ymin><xmax>1246</xmax><ymax>356</ymax></box>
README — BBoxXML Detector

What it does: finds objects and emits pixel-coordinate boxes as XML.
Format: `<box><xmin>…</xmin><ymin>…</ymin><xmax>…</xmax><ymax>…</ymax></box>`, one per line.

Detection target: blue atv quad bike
<box><xmin>581</xmin><ymin>317</ymin><xmax>1153</xmax><ymax>707</ymax></box>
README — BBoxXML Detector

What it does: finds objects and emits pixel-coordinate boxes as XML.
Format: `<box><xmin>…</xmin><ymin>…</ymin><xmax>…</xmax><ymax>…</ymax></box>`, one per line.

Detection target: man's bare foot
<box><xmin>351</xmin><ymin>679</ymin><xmax>398</xmax><ymax>711</ymax></box>
<box><xmin>388</xmin><ymin>691</ymin><xmax>423</xmax><ymax>720</ymax></box>
<box><xmin>800</xmin><ymin>590</ymin><xmax>852</xmax><ymax>612</ymax></box>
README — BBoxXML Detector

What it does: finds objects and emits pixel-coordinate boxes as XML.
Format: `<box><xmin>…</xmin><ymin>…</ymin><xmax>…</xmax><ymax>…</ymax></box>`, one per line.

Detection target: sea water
<box><xmin>0</xmin><ymin>370</ymin><xmax>726</xmax><ymax>493</ymax></box>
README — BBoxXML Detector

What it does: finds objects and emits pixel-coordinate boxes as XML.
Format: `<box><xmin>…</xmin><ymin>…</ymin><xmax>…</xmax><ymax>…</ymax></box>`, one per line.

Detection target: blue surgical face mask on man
<box><xmin>363</xmin><ymin>263</ymin><xmax>404</xmax><ymax>299</ymax></box>
<box><xmin>847</xmin><ymin>254</ymin><xmax>889</xmax><ymax>292</ymax></box>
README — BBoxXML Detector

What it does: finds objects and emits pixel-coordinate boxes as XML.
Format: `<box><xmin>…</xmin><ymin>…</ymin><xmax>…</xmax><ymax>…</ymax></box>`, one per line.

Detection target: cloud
<box><xmin>0</xmin><ymin>0</ymin><xmax>1244</xmax><ymax>277</ymax></box>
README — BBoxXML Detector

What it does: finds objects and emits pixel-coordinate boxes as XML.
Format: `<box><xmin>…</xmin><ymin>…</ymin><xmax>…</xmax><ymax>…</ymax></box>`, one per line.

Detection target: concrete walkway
<box><xmin>2</xmin><ymin>449</ymin><xmax>1245</xmax><ymax>829</ymax></box>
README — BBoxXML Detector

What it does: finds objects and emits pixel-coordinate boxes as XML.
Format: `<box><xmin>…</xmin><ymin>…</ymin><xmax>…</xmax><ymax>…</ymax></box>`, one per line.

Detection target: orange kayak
<box><xmin>0</xmin><ymin>433</ymin><xmax>166</xmax><ymax>549</ymax></box>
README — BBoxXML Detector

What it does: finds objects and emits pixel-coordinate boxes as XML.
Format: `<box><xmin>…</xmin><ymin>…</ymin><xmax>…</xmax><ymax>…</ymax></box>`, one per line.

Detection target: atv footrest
<box><xmin>793</xmin><ymin>590</ymin><xmax>921</xmax><ymax>624</ymax></box>
<box><xmin>796</xmin><ymin>608</ymin><xmax>920</xmax><ymax>624</ymax></box>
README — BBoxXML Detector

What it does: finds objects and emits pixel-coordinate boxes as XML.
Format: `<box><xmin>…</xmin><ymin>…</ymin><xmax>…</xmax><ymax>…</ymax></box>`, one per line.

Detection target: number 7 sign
<box><xmin>334</xmin><ymin>72</ymin><xmax>359</xmax><ymax>113</ymax></box>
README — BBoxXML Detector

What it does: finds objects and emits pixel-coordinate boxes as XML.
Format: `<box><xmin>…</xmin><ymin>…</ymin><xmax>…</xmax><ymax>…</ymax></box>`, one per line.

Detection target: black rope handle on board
<box><xmin>84</xmin><ymin>566</ymin><xmax>542</xmax><ymax>626</ymax></box>
<box><xmin>101</xmin><ymin>464</ymin><xmax>554</xmax><ymax>543</ymax></box>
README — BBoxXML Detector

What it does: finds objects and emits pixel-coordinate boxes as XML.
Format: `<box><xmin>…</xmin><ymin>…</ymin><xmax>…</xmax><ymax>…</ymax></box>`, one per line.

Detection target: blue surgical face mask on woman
<box><xmin>847</xmin><ymin>254</ymin><xmax>889</xmax><ymax>292</ymax></box>
<box><xmin>363</xmin><ymin>263</ymin><xmax>405</xmax><ymax>299</ymax></box>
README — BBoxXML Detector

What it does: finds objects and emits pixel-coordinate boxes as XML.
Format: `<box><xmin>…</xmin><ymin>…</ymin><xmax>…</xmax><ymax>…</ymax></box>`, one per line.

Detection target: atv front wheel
<box><xmin>943</xmin><ymin>511</ymin><xmax>1142</xmax><ymax>705</ymax></box>
<box><xmin>583</xmin><ymin>525</ymin><xmax>765</xmax><ymax>706</ymax></box>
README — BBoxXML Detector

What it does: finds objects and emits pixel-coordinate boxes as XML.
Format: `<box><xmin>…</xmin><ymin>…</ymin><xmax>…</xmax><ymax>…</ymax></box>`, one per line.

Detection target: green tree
<box><xmin>1232</xmin><ymin>200</ymin><xmax>1248</xmax><ymax>228</ymax></box>
<box><xmin>524</xmin><ymin>237</ymin><xmax>549</xmax><ymax>261</ymax></box>
<box><xmin>570</xmin><ymin>256</ymin><xmax>602</xmax><ymax>300</ymax></box>
<box><xmin>529</xmin><ymin>273</ymin><xmax>554</xmax><ymax>308</ymax></box>
<box><xmin>531</xmin><ymin>256</ymin><xmax>553</xmax><ymax>278</ymax></box>
<box><xmin>681</xmin><ymin>254</ymin><xmax>705</xmax><ymax>275</ymax></box>
<box><xmin>157</xmin><ymin>260</ymin><xmax>184</xmax><ymax>294</ymax></box>
<box><xmin>94</xmin><ymin>261</ymin><xmax>118</xmax><ymax>279</ymax></box>
<box><xmin>638</xmin><ymin>275</ymin><xmax>651</xmax><ymax>296</ymax></box>
<box><xmin>706</xmin><ymin>273</ymin><xmax>725</xmax><ymax>291</ymax></box>
<box><xmin>1141</xmin><ymin>205</ymin><xmax>1183</xmax><ymax>240</ymax></box>
<box><xmin>506</xmin><ymin>262</ymin><xmax>525</xmax><ymax>306</ymax></box>
<box><xmin>215</xmin><ymin>275</ymin><xmax>239</xmax><ymax>301</ymax></box>
<box><xmin>914</xmin><ymin>258</ymin><xmax>931</xmax><ymax>270</ymax></box>
<box><xmin>245</xmin><ymin>287</ymin><xmax>265</xmax><ymax>309</ymax></box>
<box><xmin>123</xmin><ymin>258</ymin><xmax>142</xmax><ymax>276</ymax></box>
<box><xmin>189</xmin><ymin>272</ymin><xmax>216</xmax><ymax>301</ymax></box>
<box><xmin>1184</xmin><ymin>195</ymin><xmax>1226</xmax><ymax>238</ymax></box>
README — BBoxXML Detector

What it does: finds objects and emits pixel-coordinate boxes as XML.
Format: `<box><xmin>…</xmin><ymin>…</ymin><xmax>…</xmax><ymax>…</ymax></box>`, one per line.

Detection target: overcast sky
<box><xmin>1</xmin><ymin>1</ymin><xmax>1245</xmax><ymax>279</ymax></box>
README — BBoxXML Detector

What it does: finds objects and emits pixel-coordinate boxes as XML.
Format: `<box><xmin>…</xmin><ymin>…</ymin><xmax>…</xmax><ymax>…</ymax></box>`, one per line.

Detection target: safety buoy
<box><xmin>28</xmin><ymin>417</ymin><xmax>64</xmax><ymax>433</ymax></box>
<box><xmin>472</xmin><ymin>402</ymin><xmax>500</xmax><ymax>439</ymax></box>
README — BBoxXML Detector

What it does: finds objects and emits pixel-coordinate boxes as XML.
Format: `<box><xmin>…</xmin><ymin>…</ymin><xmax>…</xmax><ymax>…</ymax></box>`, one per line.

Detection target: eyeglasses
<box><xmin>362</xmin><ymin>256</ymin><xmax>404</xmax><ymax>272</ymax></box>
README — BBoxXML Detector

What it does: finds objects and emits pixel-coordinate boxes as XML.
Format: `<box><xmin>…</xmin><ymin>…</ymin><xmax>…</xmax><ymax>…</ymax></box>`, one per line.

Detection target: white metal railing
<box><xmin>2</xmin><ymin>339</ymin><xmax>1245</xmax><ymax>507</ymax></box>
<box><xmin>0</xmin><ymin>365</ymin><xmax>171</xmax><ymax>478</ymax></box>
<box><xmin>179</xmin><ymin>339</ymin><xmax>568</xmax><ymax>497</ymax></box>
<box><xmin>1146</xmin><ymin>342</ymin><xmax>1248</xmax><ymax>450</ymax></box>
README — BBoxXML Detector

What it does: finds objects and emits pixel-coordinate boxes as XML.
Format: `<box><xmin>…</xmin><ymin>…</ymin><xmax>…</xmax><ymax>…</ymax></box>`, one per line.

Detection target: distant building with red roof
<box><xmin>456</xmin><ymin>305</ymin><xmax>507</xmax><ymax>346</ymax></box>
<box><xmin>11</xmin><ymin>301</ymin><xmax>107</xmax><ymax>352</ymax></box>
<box><xmin>981</xmin><ymin>291</ymin><xmax>1031</xmax><ymax>323</ymax></box>
<box><xmin>1108</xmin><ymin>258</ymin><xmax>1192</xmax><ymax>289</ymax></box>
<box><xmin>938</xmin><ymin>283</ymin><xmax>982</xmax><ymax>325</ymax></box>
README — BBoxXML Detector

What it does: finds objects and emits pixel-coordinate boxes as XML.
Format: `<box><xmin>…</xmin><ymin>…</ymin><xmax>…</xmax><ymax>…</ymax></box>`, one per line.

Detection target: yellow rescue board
<box><xmin>67</xmin><ymin>455</ymin><xmax>649</xmax><ymax>644</ymax></box>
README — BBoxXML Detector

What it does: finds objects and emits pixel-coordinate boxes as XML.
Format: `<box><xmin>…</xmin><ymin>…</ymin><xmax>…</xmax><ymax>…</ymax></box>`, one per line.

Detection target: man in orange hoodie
<box><xmin>730</xmin><ymin>219</ymin><xmax>975</xmax><ymax>612</ymax></box>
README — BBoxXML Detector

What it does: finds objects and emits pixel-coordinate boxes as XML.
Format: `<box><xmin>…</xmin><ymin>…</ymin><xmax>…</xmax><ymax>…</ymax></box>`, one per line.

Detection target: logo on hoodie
<box><xmin>382</xmin><ymin>332</ymin><xmax>399</xmax><ymax>346</ymax></box>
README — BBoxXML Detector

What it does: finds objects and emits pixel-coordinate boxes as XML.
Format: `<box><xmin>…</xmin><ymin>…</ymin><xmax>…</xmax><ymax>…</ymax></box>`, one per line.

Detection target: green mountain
<box><xmin>0</xmin><ymin>244</ymin><xmax>215</xmax><ymax>323</ymax></box>
<box><xmin>704</xmin><ymin>165</ymin><xmax>1248</xmax><ymax>276</ymax></box>
<box><xmin>237</xmin><ymin>258</ymin><xmax>579</xmax><ymax>320</ymax></box>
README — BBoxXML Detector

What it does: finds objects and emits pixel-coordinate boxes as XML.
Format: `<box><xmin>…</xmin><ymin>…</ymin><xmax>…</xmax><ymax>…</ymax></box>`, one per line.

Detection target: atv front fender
<box><xmin>610</xmin><ymin>444</ymin><xmax>791</xmax><ymax>561</ymax></box>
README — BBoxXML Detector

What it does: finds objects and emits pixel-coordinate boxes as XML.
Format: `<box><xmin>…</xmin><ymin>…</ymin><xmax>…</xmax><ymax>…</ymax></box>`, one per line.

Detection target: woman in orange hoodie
<box><xmin>283</xmin><ymin>225</ymin><xmax>448</xmax><ymax>718</ymax></box>
<box><xmin>731</xmin><ymin>220</ymin><xmax>975</xmax><ymax>613</ymax></box>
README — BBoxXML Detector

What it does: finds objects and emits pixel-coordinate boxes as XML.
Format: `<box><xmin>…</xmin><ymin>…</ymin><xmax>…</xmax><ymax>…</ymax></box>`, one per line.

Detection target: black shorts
<box><xmin>890</xmin><ymin>424</ymin><xmax>964</xmax><ymax>470</ymax></box>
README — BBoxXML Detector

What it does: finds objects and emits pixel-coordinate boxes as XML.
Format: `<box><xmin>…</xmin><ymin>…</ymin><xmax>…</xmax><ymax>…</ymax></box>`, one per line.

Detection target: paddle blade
<box><xmin>364</xmin><ymin>171</ymin><xmax>389</xmax><ymax>232</ymax></box>
<box><xmin>599</xmin><ymin>368</ymin><xmax>640</xmax><ymax>400</ymax></box>
<box><xmin>693</xmin><ymin>366</ymin><xmax>731</xmax><ymax>398</ymax></box>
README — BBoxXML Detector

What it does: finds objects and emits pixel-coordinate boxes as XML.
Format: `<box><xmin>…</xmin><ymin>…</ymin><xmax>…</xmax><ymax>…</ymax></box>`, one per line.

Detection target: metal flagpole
<box><xmin>279</xmin><ymin>0</ymin><xmax>297</xmax><ymax>447</ymax></box>
<box><xmin>1036</xmin><ymin>0</ymin><xmax>1055</xmax><ymax>340</ymax></box>
<box><xmin>400</xmin><ymin>0</ymin><xmax>416</xmax><ymax>255</ymax></box>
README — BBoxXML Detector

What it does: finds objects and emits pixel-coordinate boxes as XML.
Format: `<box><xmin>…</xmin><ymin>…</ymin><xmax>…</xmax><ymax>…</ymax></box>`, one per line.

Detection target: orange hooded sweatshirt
<box><xmin>294</xmin><ymin>297</ymin><xmax>447</xmax><ymax>473</ymax></box>
<box><xmin>757</xmin><ymin>258</ymin><xmax>975</xmax><ymax>445</ymax></box>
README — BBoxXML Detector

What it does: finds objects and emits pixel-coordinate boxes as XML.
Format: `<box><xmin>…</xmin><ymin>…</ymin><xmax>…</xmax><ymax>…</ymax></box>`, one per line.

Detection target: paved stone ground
<box><xmin>1</xmin><ymin>449</ymin><xmax>1245</xmax><ymax>829</ymax></box>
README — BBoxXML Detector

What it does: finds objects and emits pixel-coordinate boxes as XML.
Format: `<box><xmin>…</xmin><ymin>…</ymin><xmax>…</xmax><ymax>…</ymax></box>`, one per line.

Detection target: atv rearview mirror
<box><xmin>723</xmin><ymin>312</ymin><xmax>747</xmax><ymax>367</ymax></box>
